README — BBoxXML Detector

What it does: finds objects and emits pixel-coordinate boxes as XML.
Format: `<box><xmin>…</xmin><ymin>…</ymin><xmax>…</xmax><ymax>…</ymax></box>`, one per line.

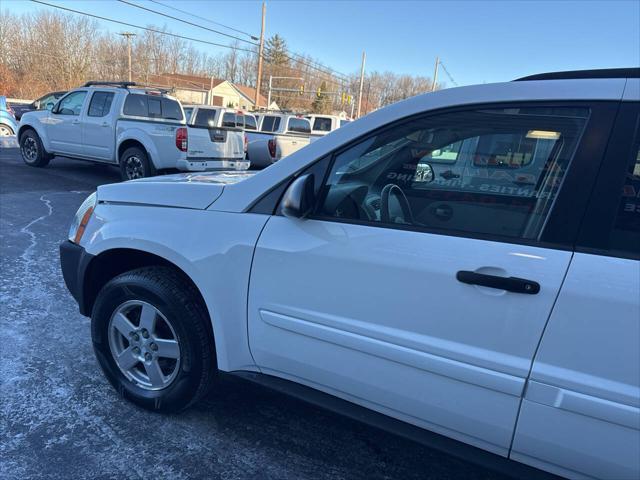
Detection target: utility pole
<box><xmin>267</xmin><ymin>75</ymin><xmax>272</xmax><ymax>110</ymax></box>
<box><xmin>356</xmin><ymin>50</ymin><xmax>366</xmax><ymax>118</ymax></box>
<box><xmin>431</xmin><ymin>56</ymin><xmax>439</xmax><ymax>92</ymax></box>
<box><xmin>119</xmin><ymin>32</ymin><xmax>136</xmax><ymax>82</ymax></box>
<box><xmin>254</xmin><ymin>2</ymin><xmax>266</xmax><ymax>109</ymax></box>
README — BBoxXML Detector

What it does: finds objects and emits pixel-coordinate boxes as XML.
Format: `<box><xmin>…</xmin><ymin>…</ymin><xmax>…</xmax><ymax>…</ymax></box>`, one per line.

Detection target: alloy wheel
<box><xmin>124</xmin><ymin>155</ymin><xmax>144</xmax><ymax>179</ymax></box>
<box><xmin>21</xmin><ymin>137</ymin><xmax>38</xmax><ymax>161</ymax></box>
<box><xmin>108</xmin><ymin>300</ymin><xmax>181</xmax><ymax>390</ymax></box>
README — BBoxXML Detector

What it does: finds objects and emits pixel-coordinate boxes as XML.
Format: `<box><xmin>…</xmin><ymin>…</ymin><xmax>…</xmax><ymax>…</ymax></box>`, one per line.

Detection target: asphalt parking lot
<box><xmin>0</xmin><ymin>145</ymin><xmax>512</xmax><ymax>480</ymax></box>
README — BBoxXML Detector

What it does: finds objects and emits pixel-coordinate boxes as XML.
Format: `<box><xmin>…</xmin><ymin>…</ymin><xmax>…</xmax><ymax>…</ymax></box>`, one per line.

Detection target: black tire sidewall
<box><xmin>20</xmin><ymin>130</ymin><xmax>49</xmax><ymax>167</ymax></box>
<box><xmin>92</xmin><ymin>272</ymin><xmax>210</xmax><ymax>412</ymax></box>
<box><xmin>120</xmin><ymin>147</ymin><xmax>154</xmax><ymax>180</ymax></box>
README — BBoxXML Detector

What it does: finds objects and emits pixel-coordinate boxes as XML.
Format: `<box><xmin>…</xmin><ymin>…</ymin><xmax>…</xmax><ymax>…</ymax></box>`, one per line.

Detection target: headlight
<box><xmin>68</xmin><ymin>192</ymin><xmax>97</xmax><ymax>244</ymax></box>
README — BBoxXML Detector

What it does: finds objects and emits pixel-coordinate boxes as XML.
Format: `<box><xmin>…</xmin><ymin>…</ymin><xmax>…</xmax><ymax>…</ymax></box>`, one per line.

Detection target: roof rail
<box><xmin>83</xmin><ymin>81</ymin><xmax>137</xmax><ymax>88</ymax></box>
<box><xmin>515</xmin><ymin>68</ymin><xmax>640</xmax><ymax>82</ymax></box>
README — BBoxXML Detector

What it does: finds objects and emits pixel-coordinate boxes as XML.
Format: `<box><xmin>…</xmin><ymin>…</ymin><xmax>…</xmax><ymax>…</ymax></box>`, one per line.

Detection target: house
<box><xmin>144</xmin><ymin>73</ymin><xmax>277</xmax><ymax>110</ymax></box>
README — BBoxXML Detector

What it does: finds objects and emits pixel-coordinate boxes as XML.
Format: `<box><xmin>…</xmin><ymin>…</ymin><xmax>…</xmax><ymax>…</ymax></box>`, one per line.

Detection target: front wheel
<box><xmin>20</xmin><ymin>129</ymin><xmax>51</xmax><ymax>167</ymax></box>
<box><xmin>91</xmin><ymin>267</ymin><xmax>217</xmax><ymax>412</ymax></box>
<box><xmin>119</xmin><ymin>146</ymin><xmax>155</xmax><ymax>181</ymax></box>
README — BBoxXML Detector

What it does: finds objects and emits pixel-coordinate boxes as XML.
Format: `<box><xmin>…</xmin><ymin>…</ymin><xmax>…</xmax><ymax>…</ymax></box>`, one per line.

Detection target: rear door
<box><xmin>82</xmin><ymin>90</ymin><xmax>116</xmax><ymax>160</ymax></box>
<box><xmin>248</xmin><ymin>102</ymin><xmax>619</xmax><ymax>456</ymax></box>
<box><xmin>512</xmin><ymin>102</ymin><xmax>640</xmax><ymax>480</ymax></box>
<box><xmin>47</xmin><ymin>90</ymin><xmax>87</xmax><ymax>155</ymax></box>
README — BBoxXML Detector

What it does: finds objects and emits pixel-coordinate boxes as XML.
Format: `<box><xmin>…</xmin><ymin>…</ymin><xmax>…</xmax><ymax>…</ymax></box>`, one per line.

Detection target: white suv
<box><xmin>18</xmin><ymin>81</ymin><xmax>197</xmax><ymax>180</ymax></box>
<box><xmin>60</xmin><ymin>69</ymin><xmax>640</xmax><ymax>480</ymax></box>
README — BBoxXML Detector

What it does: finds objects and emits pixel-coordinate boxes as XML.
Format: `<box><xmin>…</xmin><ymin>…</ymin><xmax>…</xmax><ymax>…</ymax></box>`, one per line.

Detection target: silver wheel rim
<box><xmin>124</xmin><ymin>155</ymin><xmax>144</xmax><ymax>179</ymax></box>
<box><xmin>0</xmin><ymin>125</ymin><xmax>13</xmax><ymax>136</ymax></box>
<box><xmin>108</xmin><ymin>300</ymin><xmax>181</xmax><ymax>391</ymax></box>
<box><xmin>21</xmin><ymin>137</ymin><xmax>38</xmax><ymax>162</ymax></box>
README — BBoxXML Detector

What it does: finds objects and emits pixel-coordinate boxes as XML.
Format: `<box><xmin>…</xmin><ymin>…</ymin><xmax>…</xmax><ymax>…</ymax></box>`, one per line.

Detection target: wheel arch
<box><xmin>82</xmin><ymin>248</ymin><xmax>213</xmax><ymax>340</ymax></box>
<box><xmin>117</xmin><ymin>139</ymin><xmax>149</xmax><ymax>164</ymax></box>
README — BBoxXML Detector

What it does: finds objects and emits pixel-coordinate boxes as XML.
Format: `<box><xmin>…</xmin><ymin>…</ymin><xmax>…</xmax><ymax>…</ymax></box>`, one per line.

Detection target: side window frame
<box><xmin>576</xmin><ymin>102</ymin><xmax>640</xmax><ymax>260</ymax></box>
<box><xmin>303</xmin><ymin>101</ymin><xmax>620</xmax><ymax>250</ymax></box>
<box><xmin>87</xmin><ymin>91</ymin><xmax>114</xmax><ymax>118</ymax></box>
<box><xmin>53</xmin><ymin>90</ymin><xmax>88</xmax><ymax>116</ymax></box>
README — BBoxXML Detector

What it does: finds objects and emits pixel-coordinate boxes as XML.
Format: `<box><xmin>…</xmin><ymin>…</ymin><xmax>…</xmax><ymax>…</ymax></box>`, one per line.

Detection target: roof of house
<box><xmin>232</xmin><ymin>84</ymin><xmax>267</xmax><ymax>108</ymax></box>
<box><xmin>148</xmin><ymin>73</ymin><xmax>225</xmax><ymax>91</ymax></box>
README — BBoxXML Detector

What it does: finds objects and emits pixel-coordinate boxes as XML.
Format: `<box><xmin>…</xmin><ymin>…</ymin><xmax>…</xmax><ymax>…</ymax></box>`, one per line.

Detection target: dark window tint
<box><xmin>56</xmin><ymin>91</ymin><xmax>87</xmax><ymax>116</ymax></box>
<box><xmin>194</xmin><ymin>108</ymin><xmax>218</xmax><ymax>127</ymax></box>
<box><xmin>313</xmin><ymin>117</ymin><xmax>332</xmax><ymax>131</ymax></box>
<box><xmin>161</xmin><ymin>98</ymin><xmax>183</xmax><ymax>120</ymax></box>
<box><xmin>123</xmin><ymin>94</ymin><xmax>148</xmax><ymax>116</ymax></box>
<box><xmin>244</xmin><ymin>115</ymin><xmax>257</xmax><ymax>130</ymax></box>
<box><xmin>316</xmin><ymin>106</ymin><xmax>589</xmax><ymax>240</ymax></box>
<box><xmin>88</xmin><ymin>92</ymin><xmax>114</xmax><ymax>117</ymax></box>
<box><xmin>609</xmin><ymin>140</ymin><xmax>640</xmax><ymax>255</ymax></box>
<box><xmin>183</xmin><ymin>107</ymin><xmax>193</xmax><ymax>121</ymax></box>
<box><xmin>222</xmin><ymin>112</ymin><xmax>243</xmax><ymax>128</ymax></box>
<box><xmin>340</xmin><ymin>119</ymin><xmax>351</xmax><ymax>127</ymax></box>
<box><xmin>261</xmin><ymin>116</ymin><xmax>280</xmax><ymax>132</ymax></box>
<box><xmin>148</xmin><ymin>98</ymin><xmax>162</xmax><ymax>117</ymax></box>
<box><xmin>288</xmin><ymin>117</ymin><xmax>311</xmax><ymax>133</ymax></box>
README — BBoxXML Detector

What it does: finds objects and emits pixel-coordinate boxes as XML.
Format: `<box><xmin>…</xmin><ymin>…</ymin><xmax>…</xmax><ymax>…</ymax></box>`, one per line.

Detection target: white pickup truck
<box><xmin>18</xmin><ymin>81</ymin><xmax>226</xmax><ymax>180</ymax></box>
<box><xmin>245</xmin><ymin>113</ymin><xmax>312</xmax><ymax>168</ymax></box>
<box><xmin>307</xmin><ymin>114</ymin><xmax>351</xmax><ymax>138</ymax></box>
<box><xmin>181</xmin><ymin>105</ymin><xmax>248</xmax><ymax>171</ymax></box>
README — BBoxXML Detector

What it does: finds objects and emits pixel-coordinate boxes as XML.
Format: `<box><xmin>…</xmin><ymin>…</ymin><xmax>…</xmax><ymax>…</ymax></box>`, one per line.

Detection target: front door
<box><xmin>47</xmin><ymin>90</ymin><xmax>87</xmax><ymax>155</ymax></box>
<box><xmin>248</xmin><ymin>103</ymin><xmax>610</xmax><ymax>455</ymax></box>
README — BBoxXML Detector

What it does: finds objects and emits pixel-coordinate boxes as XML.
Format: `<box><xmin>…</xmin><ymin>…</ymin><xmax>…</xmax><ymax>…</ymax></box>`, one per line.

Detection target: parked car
<box><xmin>307</xmin><ymin>114</ymin><xmax>350</xmax><ymax>138</ymax></box>
<box><xmin>18</xmin><ymin>81</ymin><xmax>195</xmax><ymax>180</ymax></box>
<box><xmin>181</xmin><ymin>105</ymin><xmax>248</xmax><ymax>171</ymax></box>
<box><xmin>10</xmin><ymin>90</ymin><xmax>66</xmax><ymax>120</ymax></box>
<box><xmin>60</xmin><ymin>69</ymin><xmax>640</xmax><ymax>480</ymax></box>
<box><xmin>0</xmin><ymin>96</ymin><xmax>19</xmax><ymax>137</ymax></box>
<box><xmin>246</xmin><ymin>113</ymin><xmax>312</xmax><ymax>168</ymax></box>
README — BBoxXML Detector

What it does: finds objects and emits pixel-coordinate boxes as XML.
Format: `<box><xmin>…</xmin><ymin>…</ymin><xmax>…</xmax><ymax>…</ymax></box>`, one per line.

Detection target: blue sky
<box><xmin>4</xmin><ymin>0</ymin><xmax>640</xmax><ymax>85</ymax></box>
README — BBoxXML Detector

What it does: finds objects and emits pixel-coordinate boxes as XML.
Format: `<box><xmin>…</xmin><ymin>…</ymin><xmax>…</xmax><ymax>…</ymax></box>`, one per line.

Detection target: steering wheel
<box><xmin>380</xmin><ymin>183</ymin><xmax>414</xmax><ymax>224</ymax></box>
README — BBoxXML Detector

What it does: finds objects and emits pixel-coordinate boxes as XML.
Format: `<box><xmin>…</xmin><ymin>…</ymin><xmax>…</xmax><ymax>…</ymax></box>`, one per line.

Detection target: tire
<box><xmin>20</xmin><ymin>129</ymin><xmax>51</xmax><ymax>167</ymax></box>
<box><xmin>119</xmin><ymin>146</ymin><xmax>155</xmax><ymax>181</ymax></box>
<box><xmin>0</xmin><ymin>123</ymin><xmax>14</xmax><ymax>136</ymax></box>
<box><xmin>91</xmin><ymin>266</ymin><xmax>217</xmax><ymax>413</ymax></box>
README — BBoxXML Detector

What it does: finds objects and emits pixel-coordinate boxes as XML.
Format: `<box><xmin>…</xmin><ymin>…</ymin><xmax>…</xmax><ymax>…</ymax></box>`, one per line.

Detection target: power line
<box><xmin>438</xmin><ymin>60</ymin><xmax>459</xmax><ymax>87</ymax></box>
<box><xmin>29</xmin><ymin>0</ymin><xmax>257</xmax><ymax>54</ymax></box>
<box><xmin>148</xmin><ymin>0</ymin><xmax>258</xmax><ymax>40</ymax></box>
<box><xmin>117</xmin><ymin>0</ymin><xmax>258</xmax><ymax>46</ymax></box>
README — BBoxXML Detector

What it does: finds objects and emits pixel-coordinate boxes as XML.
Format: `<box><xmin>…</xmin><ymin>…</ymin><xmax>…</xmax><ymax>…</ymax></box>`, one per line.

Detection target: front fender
<box><xmin>18</xmin><ymin>112</ymin><xmax>52</xmax><ymax>151</ymax></box>
<box><xmin>81</xmin><ymin>203</ymin><xmax>270</xmax><ymax>372</ymax></box>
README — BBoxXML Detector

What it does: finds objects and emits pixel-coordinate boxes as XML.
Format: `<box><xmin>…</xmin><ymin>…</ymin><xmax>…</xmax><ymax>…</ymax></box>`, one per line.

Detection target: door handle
<box><xmin>456</xmin><ymin>270</ymin><xmax>540</xmax><ymax>294</ymax></box>
<box><xmin>101</xmin><ymin>122</ymin><xmax>109</xmax><ymax>127</ymax></box>
<box><xmin>72</xmin><ymin>120</ymin><xmax>80</xmax><ymax>125</ymax></box>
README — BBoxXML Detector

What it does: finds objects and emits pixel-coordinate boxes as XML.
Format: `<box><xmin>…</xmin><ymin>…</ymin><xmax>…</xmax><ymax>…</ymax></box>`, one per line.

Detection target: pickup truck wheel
<box><xmin>20</xmin><ymin>130</ymin><xmax>50</xmax><ymax>167</ymax></box>
<box><xmin>91</xmin><ymin>266</ymin><xmax>217</xmax><ymax>413</ymax></box>
<box><xmin>120</xmin><ymin>147</ymin><xmax>154</xmax><ymax>180</ymax></box>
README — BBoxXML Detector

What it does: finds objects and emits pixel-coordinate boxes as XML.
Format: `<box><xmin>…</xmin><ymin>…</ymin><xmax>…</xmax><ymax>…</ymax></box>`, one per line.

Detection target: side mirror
<box><xmin>415</xmin><ymin>163</ymin><xmax>435</xmax><ymax>183</ymax></box>
<box><xmin>32</xmin><ymin>101</ymin><xmax>40</xmax><ymax>109</ymax></box>
<box><xmin>281</xmin><ymin>174</ymin><xmax>315</xmax><ymax>219</ymax></box>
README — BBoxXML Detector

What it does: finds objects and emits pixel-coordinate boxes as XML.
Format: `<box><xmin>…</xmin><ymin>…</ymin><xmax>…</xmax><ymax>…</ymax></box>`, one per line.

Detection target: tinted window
<box><xmin>261</xmin><ymin>116</ymin><xmax>280</xmax><ymax>132</ymax></box>
<box><xmin>88</xmin><ymin>92</ymin><xmax>115</xmax><ymax>117</ymax></box>
<box><xmin>222</xmin><ymin>112</ymin><xmax>242</xmax><ymax>128</ymax></box>
<box><xmin>123</xmin><ymin>94</ymin><xmax>148</xmax><ymax>116</ymax></box>
<box><xmin>161</xmin><ymin>98</ymin><xmax>183</xmax><ymax>120</ymax></box>
<box><xmin>194</xmin><ymin>108</ymin><xmax>218</xmax><ymax>127</ymax></box>
<box><xmin>313</xmin><ymin>117</ymin><xmax>332</xmax><ymax>132</ymax></box>
<box><xmin>244</xmin><ymin>115</ymin><xmax>257</xmax><ymax>130</ymax></box>
<box><xmin>148</xmin><ymin>98</ymin><xmax>162</xmax><ymax>117</ymax></box>
<box><xmin>288</xmin><ymin>117</ymin><xmax>311</xmax><ymax>134</ymax></box>
<box><xmin>316</xmin><ymin>106</ymin><xmax>589</xmax><ymax>241</ymax></box>
<box><xmin>609</xmin><ymin>139</ymin><xmax>640</xmax><ymax>255</ymax></box>
<box><xmin>183</xmin><ymin>107</ymin><xmax>193</xmax><ymax>121</ymax></box>
<box><xmin>340</xmin><ymin>119</ymin><xmax>351</xmax><ymax>127</ymax></box>
<box><xmin>56</xmin><ymin>91</ymin><xmax>87</xmax><ymax>116</ymax></box>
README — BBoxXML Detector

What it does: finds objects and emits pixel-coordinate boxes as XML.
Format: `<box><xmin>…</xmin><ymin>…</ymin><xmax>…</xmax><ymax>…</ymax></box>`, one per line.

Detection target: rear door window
<box><xmin>194</xmin><ymin>109</ymin><xmax>219</xmax><ymax>127</ymax></box>
<box><xmin>87</xmin><ymin>92</ymin><xmax>114</xmax><ymax>117</ymax></box>
<box><xmin>288</xmin><ymin>117</ymin><xmax>311</xmax><ymax>134</ymax></box>
<box><xmin>313</xmin><ymin>117</ymin><xmax>332</xmax><ymax>132</ymax></box>
<box><xmin>608</xmin><ymin>138</ymin><xmax>640</xmax><ymax>255</ymax></box>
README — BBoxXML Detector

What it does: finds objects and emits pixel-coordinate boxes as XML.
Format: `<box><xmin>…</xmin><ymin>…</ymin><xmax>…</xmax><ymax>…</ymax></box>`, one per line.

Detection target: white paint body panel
<box><xmin>247</xmin><ymin>217</ymin><xmax>573</xmax><ymax>454</ymax></box>
<box><xmin>513</xmin><ymin>253</ymin><xmax>640</xmax><ymax>479</ymax></box>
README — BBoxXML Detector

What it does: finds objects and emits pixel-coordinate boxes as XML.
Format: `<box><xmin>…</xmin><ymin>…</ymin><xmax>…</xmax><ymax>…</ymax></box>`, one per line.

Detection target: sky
<box><xmin>3</xmin><ymin>0</ymin><xmax>640</xmax><ymax>86</ymax></box>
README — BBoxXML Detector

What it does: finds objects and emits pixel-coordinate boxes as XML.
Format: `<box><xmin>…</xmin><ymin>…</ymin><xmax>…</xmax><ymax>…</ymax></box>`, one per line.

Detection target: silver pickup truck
<box><xmin>182</xmin><ymin>105</ymin><xmax>248</xmax><ymax>171</ymax></box>
<box><xmin>19</xmin><ymin>81</ymin><xmax>201</xmax><ymax>180</ymax></box>
<box><xmin>246</xmin><ymin>113</ymin><xmax>312</xmax><ymax>168</ymax></box>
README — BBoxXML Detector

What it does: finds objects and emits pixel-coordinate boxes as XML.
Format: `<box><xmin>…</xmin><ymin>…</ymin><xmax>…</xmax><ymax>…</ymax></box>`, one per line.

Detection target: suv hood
<box><xmin>97</xmin><ymin>171</ymin><xmax>257</xmax><ymax>210</ymax></box>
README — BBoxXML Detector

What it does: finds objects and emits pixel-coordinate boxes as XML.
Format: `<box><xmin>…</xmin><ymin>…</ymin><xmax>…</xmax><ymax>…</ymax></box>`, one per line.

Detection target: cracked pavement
<box><xmin>0</xmin><ymin>146</ymin><xmax>511</xmax><ymax>480</ymax></box>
